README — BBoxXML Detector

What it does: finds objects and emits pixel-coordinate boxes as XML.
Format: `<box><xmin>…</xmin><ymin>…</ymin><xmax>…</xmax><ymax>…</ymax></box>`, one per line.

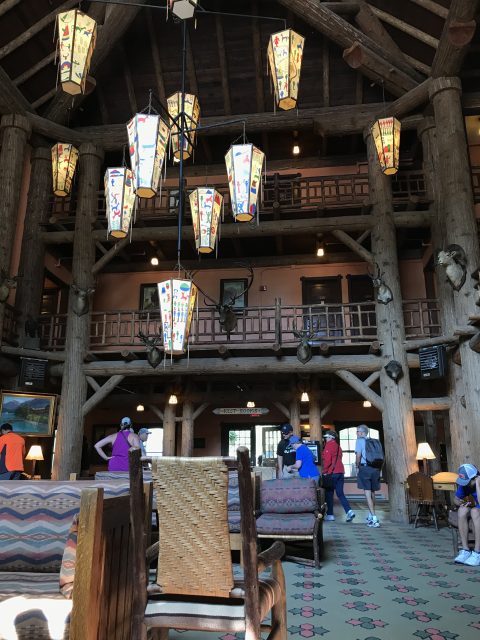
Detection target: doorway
<box><xmin>301</xmin><ymin>276</ymin><xmax>343</xmax><ymax>338</ymax></box>
<box><xmin>347</xmin><ymin>274</ymin><xmax>376</xmax><ymax>337</ymax></box>
<box><xmin>221</xmin><ymin>424</ymin><xmax>281</xmax><ymax>465</ymax></box>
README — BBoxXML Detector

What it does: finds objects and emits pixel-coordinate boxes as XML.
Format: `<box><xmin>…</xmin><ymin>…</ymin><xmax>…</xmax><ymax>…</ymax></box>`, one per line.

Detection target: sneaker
<box><xmin>454</xmin><ymin>549</ymin><xmax>472</xmax><ymax>564</ymax></box>
<box><xmin>464</xmin><ymin>551</ymin><xmax>480</xmax><ymax>567</ymax></box>
<box><xmin>325</xmin><ymin>515</ymin><xmax>335</xmax><ymax>521</ymax></box>
<box><xmin>346</xmin><ymin>510</ymin><xmax>356</xmax><ymax>522</ymax></box>
<box><xmin>365</xmin><ymin>514</ymin><xmax>373</xmax><ymax>524</ymax></box>
<box><xmin>368</xmin><ymin>517</ymin><xmax>380</xmax><ymax>528</ymax></box>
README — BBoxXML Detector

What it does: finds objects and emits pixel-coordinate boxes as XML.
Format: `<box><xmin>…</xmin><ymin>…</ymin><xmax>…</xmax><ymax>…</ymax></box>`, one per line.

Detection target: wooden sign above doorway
<box><xmin>213</xmin><ymin>408</ymin><xmax>269</xmax><ymax>416</ymax></box>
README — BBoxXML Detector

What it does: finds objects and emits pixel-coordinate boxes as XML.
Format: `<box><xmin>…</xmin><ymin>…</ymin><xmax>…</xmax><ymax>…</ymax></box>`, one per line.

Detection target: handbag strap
<box><xmin>326</xmin><ymin>442</ymin><xmax>340</xmax><ymax>474</ymax></box>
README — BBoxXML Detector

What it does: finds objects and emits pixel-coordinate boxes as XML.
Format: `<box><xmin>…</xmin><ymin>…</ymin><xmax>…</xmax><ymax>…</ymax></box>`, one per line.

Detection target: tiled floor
<box><xmin>168</xmin><ymin>500</ymin><xmax>479</xmax><ymax>640</ymax></box>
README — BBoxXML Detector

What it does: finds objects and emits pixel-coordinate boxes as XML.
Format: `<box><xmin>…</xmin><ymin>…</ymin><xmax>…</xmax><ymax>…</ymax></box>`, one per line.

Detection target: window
<box><xmin>338</xmin><ymin>425</ymin><xmax>380</xmax><ymax>478</ymax></box>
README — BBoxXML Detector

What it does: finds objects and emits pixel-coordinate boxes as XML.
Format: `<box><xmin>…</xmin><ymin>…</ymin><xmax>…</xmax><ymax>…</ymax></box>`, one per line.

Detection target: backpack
<box><xmin>365</xmin><ymin>438</ymin><xmax>384</xmax><ymax>469</ymax></box>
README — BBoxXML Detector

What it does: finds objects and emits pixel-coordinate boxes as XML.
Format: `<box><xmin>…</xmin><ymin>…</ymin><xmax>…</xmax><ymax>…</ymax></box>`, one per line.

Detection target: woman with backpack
<box><xmin>322</xmin><ymin>430</ymin><xmax>355</xmax><ymax>522</ymax></box>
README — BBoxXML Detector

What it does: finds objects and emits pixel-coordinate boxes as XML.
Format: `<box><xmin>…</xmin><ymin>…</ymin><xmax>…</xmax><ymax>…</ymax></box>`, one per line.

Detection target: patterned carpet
<box><xmin>169</xmin><ymin>500</ymin><xmax>480</xmax><ymax>640</ymax></box>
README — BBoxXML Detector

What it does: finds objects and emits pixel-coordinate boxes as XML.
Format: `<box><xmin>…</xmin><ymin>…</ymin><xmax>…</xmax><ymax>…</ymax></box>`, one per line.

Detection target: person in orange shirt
<box><xmin>0</xmin><ymin>423</ymin><xmax>26</xmax><ymax>480</ymax></box>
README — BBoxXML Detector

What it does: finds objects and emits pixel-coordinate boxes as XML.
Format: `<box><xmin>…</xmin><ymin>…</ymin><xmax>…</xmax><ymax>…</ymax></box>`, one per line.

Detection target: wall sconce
<box><xmin>384</xmin><ymin>360</ymin><xmax>403</xmax><ymax>382</ymax></box>
<box><xmin>168</xmin><ymin>394</ymin><xmax>178</xmax><ymax>405</ymax></box>
<box><xmin>51</xmin><ymin>143</ymin><xmax>78</xmax><ymax>197</ymax></box>
<box><xmin>363</xmin><ymin>400</ymin><xmax>372</xmax><ymax>408</ymax></box>
<box><xmin>371</xmin><ymin>117</ymin><xmax>401</xmax><ymax>175</ymax></box>
<box><xmin>225</xmin><ymin>143</ymin><xmax>265</xmax><ymax>222</ymax></box>
<box><xmin>416</xmin><ymin>442</ymin><xmax>436</xmax><ymax>475</ymax></box>
<box><xmin>136</xmin><ymin>404</ymin><xmax>145</xmax><ymax>412</ymax></box>
<box><xmin>56</xmin><ymin>10</ymin><xmax>97</xmax><ymax>95</ymax></box>
<box><xmin>300</xmin><ymin>391</ymin><xmax>309</xmax><ymax>402</ymax></box>
<box><xmin>26</xmin><ymin>445</ymin><xmax>44</xmax><ymax>478</ymax></box>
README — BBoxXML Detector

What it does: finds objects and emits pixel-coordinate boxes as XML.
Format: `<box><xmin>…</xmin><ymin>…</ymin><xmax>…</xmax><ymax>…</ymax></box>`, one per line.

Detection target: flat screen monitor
<box><xmin>303</xmin><ymin>440</ymin><xmax>320</xmax><ymax>463</ymax></box>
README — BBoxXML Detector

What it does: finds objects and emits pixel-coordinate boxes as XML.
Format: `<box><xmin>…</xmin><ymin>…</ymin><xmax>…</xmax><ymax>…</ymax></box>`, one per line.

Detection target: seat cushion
<box><xmin>228</xmin><ymin>510</ymin><xmax>241</xmax><ymax>533</ymax></box>
<box><xmin>256</xmin><ymin>512</ymin><xmax>317</xmax><ymax>536</ymax></box>
<box><xmin>260</xmin><ymin>478</ymin><xmax>318</xmax><ymax>514</ymax></box>
<box><xmin>144</xmin><ymin>576</ymin><xmax>281</xmax><ymax>633</ymax></box>
<box><xmin>0</xmin><ymin>572</ymin><xmax>62</xmax><ymax>598</ymax></box>
<box><xmin>59</xmin><ymin>516</ymin><xmax>78</xmax><ymax>598</ymax></box>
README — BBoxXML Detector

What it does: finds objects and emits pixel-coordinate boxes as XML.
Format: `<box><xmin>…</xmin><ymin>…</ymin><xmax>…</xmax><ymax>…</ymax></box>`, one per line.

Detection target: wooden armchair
<box><xmin>406</xmin><ymin>472</ymin><xmax>444</xmax><ymax>530</ymax></box>
<box><xmin>129</xmin><ymin>448</ymin><xmax>287</xmax><ymax>640</ymax></box>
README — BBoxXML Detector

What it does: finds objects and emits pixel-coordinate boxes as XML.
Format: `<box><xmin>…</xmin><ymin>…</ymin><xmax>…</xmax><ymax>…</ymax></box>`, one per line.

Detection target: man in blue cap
<box><xmin>285</xmin><ymin>435</ymin><xmax>320</xmax><ymax>481</ymax></box>
<box><xmin>453</xmin><ymin>463</ymin><xmax>480</xmax><ymax>566</ymax></box>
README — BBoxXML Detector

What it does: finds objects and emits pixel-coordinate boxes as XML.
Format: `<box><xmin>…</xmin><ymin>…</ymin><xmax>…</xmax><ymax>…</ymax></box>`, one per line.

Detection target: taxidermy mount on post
<box><xmin>138</xmin><ymin>330</ymin><xmax>163</xmax><ymax>369</ymax></box>
<box><xmin>435</xmin><ymin>244</ymin><xmax>467</xmax><ymax>291</ymax></box>
<box><xmin>292</xmin><ymin>329</ymin><xmax>315</xmax><ymax>364</ymax></box>
<box><xmin>71</xmin><ymin>284</ymin><xmax>95</xmax><ymax>316</ymax></box>
<box><xmin>367</xmin><ymin>262</ymin><xmax>393</xmax><ymax>305</ymax></box>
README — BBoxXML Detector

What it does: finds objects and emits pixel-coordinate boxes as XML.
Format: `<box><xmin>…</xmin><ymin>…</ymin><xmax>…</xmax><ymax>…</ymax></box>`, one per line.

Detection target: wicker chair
<box><xmin>406</xmin><ymin>472</ymin><xmax>444</xmax><ymax>530</ymax></box>
<box><xmin>129</xmin><ymin>447</ymin><xmax>287</xmax><ymax>640</ymax></box>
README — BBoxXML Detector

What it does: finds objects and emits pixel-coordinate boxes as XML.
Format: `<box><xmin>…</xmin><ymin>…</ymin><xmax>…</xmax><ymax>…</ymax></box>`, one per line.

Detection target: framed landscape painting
<box><xmin>0</xmin><ymin>392</ymin><xmax>56</xmax><ymax>436</ymax></box>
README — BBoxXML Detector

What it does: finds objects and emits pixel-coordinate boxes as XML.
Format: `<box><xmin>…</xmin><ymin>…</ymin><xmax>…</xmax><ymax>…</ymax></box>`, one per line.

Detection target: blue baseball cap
<box><xmin>456</xmin><ymin>463</ymin><xmax>478</xmax><ymax>486</ymax></box>
<box><xmin>290</xmin><ymin>435</ymin><xmax>301</xmax><ymax>444</ymax></box>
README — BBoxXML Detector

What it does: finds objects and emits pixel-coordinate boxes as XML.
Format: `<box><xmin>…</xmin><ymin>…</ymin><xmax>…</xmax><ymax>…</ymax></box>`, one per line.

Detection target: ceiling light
<box><xmin>301</xmin><ymin>391</ymin><xmax>309</xmax><ymax>402</ymax></box>
<box><xmin>292</xmin><ymin>144</ymin><xmax>300</xmax><ymax>155</ymax></box>
<box><xmin>168</xmin><ymin>394</ymin><xmax>178</xmax><ymax>405</ymax></box>
<box><xmin>363</xmin><ymin>400</ymin><xmax>372</xmax><ymax>408</ymax></box>
<box><xmin>151</xmin><ymin>256</ymin><xmax>159</xmax><ymax>266</ymax></box>
<box><xmin>316</xmin><ymin>246</ymin><xmax>325</xmax><ymax>258</ymax></box>
<box><xmin>247</xmin><ymin>401</ymin><xmax>255</xmax><ymax>408</ymax></box>
<box><xmin>136</xmin><ymin>404</ymin><xmax>145</xmax><ymax>412</ymax></box>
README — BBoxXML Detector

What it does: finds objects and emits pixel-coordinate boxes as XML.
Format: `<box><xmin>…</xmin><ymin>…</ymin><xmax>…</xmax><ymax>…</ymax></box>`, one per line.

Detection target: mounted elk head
<box><xmin>138</xmin><ymin>330</ymin><xmax>163</xmax><ymax>369</ymax></box>
<box><xmin>71</xmin><ymin>284</ymin><xmax>95</xmax><ymax>316</ymax></box>
<box><xmin>193</xmin><ymin>265</ymin><xmax>254</xmax><ymax>340</ymax></box>
<box><xmin>0</xmin><ymin>269</ymin><xmax>19</xmax><ymax>303</ymax></box>
<box><xmin>292</xmin><ymin>329</ymin><xmax>316</xmax><ymax>364</ymax></box>
<box><xmin>436</xmin><ymin>244</ymin><xmax>467</xmax><ymax>291</ymax></box>
<box><xmin>367</xmin><ymin>262</ymin><xmax>393</xmax><ymax>305</ymax></box>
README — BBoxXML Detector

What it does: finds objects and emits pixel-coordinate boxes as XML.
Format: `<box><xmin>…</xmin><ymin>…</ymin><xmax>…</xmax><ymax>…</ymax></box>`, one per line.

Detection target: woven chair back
<box><xmin>407</xmin><ymin>472</ymin><xmax>434</xmax><ymax>502</ymax></box>
<box><xmin>152</xmin><ymin>456</ymin><xmax>234</xmax><ymax>598</ymax></box>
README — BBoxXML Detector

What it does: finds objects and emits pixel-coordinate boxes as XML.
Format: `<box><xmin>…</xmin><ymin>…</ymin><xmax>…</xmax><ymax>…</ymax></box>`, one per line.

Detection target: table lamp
<box><xmin>26</xmin><ymin>444</ymin><xmax>44</xmax><ymax>479</ymax></box>
<box><xmin>416</xmin><ymin>442</ymin><xmax>436</xmax><ymax>475</ymax></box>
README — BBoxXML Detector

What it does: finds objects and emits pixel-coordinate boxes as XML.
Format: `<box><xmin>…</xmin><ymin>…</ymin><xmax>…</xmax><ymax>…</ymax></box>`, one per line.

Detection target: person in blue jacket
<box><xmin>285</xmin><ymin>435</ymin><xmax>320</xmax><ymax>482</ymax></box>
<box><xmin>453</xmin><ymin>463</ymin><xmax>480</xmax><ymax>567</ymax></box>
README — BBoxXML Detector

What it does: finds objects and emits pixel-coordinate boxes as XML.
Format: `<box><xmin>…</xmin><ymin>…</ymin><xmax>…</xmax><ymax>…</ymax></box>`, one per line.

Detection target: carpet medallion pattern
<box><xmin>170</xmin><ymin>505</ymin><xmax>479</xmax><ymax>640</ymax></box>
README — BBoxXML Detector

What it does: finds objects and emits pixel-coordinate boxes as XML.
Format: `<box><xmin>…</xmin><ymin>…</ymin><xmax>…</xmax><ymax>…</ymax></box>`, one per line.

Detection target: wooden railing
<box><xmin>37</xmin><ymin>299</ymin><xmax>441</xmax><ymax>352</ymax></box>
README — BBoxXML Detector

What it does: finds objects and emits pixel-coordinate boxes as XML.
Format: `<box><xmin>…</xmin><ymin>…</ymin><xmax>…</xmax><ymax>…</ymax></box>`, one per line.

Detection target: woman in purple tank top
<box><xmin>94</xmin><ymin>416</ymin><xmax>141</xmax><ymax>471</ymax></box>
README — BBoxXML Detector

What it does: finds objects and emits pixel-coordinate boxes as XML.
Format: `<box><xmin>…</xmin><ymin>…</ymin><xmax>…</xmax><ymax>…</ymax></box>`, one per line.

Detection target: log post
<box><xmin>418</xmin><ymin>115</ymin><xmax>470</xmax><ymax>471</ymax></box>
<box><xmin>181</xmin><ymin>399</ymin><xmax>194</xmax><ymax>457</ymax></box>
<box><xmin>289</xmin><ymin>395</ymin><xmax>301</xmax><ymax>435</ymax></box>
<box><xmin>419</xmin><ymin>411</ymin><xmax>442</xmax><ymax>475</ymax></box>
<box><xmin>163</xmin><ymin>402</ymin><xmax>176</xmax><ymax>456</ymax></box>
<box><xmin>52</xmin><ymin>143</ymin><xmax>104</xmax><ymax>479</ymax></box>
<box><xmin>427</xmin><ymin>77</ymin><xmax>480</xmax><ymax>466</ymax></box>
<box><xmin>15</xmin><ymin>147</ymin><xmax>51</xmax><ymax>343</ymax></box>
<box><xmin>308</xmin><ymin>383</ymin><xmax>322</xmax><ymax>442</ymax></box>
<box><xmin>0</xmin><ymin>114</ymin><xmax>31</xmax><ymax>340</ymax></box>
<box><xmin>365</xmin><ymin>127</ymin><xmax>417</xmax><ymax>522</ymax></box>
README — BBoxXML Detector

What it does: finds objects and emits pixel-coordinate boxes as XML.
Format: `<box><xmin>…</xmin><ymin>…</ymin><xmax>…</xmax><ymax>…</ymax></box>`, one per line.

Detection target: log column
<box><xmin>365</xmin><ymin>128</ymin><xmax>417</xmax><ymax>522</ymax></box>
<box><xmin>163</xmin><ymin>403</ymin><xmax>176</xmax><ymax>456</ymax></box>
<box><xmin>52</xmin><ymin>143</ymin><xmax>103</xmax><ymax>479</ymax></box>
<box><xmin>418</xmin><ymin>116</ymin><xmax>469</xmax><ymax>470</ymax></box>
<box><xmin>15</xmin><ymin>147</ymin><xmax>52</xmax><ymax>340</ymax></box>
<box><xmin>428</xmin><ymin>77</ymin><xmax>480</xmax><ymax>466</ymax></box>
<box><xmin>289</xmin><ymin>396</ymin><xmax>301</xmax><ymax>435</ymax></box>
<box><xmin>181</xmin><ymin>399</ymin><xmax>194</xmax><ymax>456</ymax></box>
<box><xmin>0</xmin><ymin>114</ymin><xmax>31</xmax><ymax>339</ymax></box>
<box><xmin>309</xmin><ymin>380</ymin><xmax>322</xmax><ymax>441</ymax></box>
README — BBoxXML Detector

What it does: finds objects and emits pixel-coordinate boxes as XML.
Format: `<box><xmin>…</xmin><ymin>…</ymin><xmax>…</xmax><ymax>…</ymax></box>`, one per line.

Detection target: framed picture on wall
<box><xmin>220</xmin><ymin>279</ymin><xmax>248</xmax><ymax>309</ymax></box>
<box><xmin>0</xmin><ymin>391</ymin><xmax>56</xmax><ymax>436</ymax></box>
<box><xmin>139</xmin><ymin>283</ymin><xmax>160</xmax><ymax>311</ymax></box>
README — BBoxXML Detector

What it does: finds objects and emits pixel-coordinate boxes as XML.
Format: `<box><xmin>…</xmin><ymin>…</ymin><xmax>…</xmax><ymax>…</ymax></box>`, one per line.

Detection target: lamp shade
<box><xmin>168</xmin><ymin>394</ymin><xmax>178</xmax><ymax>405</ymax></box>
<box><xmin>104</xmin><ymin>168</ymin><xmax>136</xmax><ymax>238</ymax></box>
<box><xmin>267</xmin><ymin>29</ymin><xmax>305</xmax><ymax>111</ymax></box>
<box><xmin>225</xmin><ymin>143</ymin><xmax>264</xmax><ymax>222</ymax></box>
<box><xmin>51</xmin><ymin>143</ymin><xmax>79</xmax><ymax>197</ymax></box>
<box><xmin>158</xmin><ymin>279</ymin><xmax>197</xmax><ymax>355</ymax></box>
<box><xmin>371</xmin><ymin>117</ymin><xmax>401</xmax><ymax>175</ymax></box>
<box><xmin>26</xmin><ymin>445</ymin><xmax>44</xmax><ymax>461</ymax></box>
<box><xmin>189</xmin><ymin>187</ymin><xmax>223</xmax><ymax>254</ymax></box>
<box><xmin>416</xmin><ymin>442</ymin><xmax>436</xmax><ymax>460</ymax></box>
<box><xmin>127</xmin><ymin>113</ymin><xmax>170</xmax><ymax>199</ymax></box>
<box><xmin>57</xmin><ymin>10</ymin><xmax>97</xmax><ymax>96</ymax></box>
<box><xmin>167</xmin><ymin>92</ymin><xmax>200</xmax><ymax>162</ymax></box>
<box><xmin>169</xmin><ymin>0</ymin><xmax>198</xmax><ymax>19</ymax></box>
<box><xmin>300</xmin><ymin>391</ymin><xmax>309</xmax><ymax>402</ymax></box>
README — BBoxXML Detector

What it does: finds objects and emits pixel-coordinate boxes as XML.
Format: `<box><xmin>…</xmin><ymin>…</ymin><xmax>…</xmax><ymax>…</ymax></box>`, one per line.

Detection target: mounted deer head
<box><xmin>292</xmin><ymin>329</ymin><xmax>316</xmax><ymax>364</ymax></box>
<box><xmin>138</xmin><ymin>330</ymin><xmax>163</xmax><ymax>369</ymax></box>
<box><xmin>0</xmin><ymin>269</ymin><xmax>19</xmax><ymax>303</ymax></box>
<box><xmin>192</xmin><ymin>265</ymin><xmax>254</xmax><ymax>339</ymax></box>
<box><xmin>367</xmin><ymin>262</ymin><xmax>393</xmax><ymax>305</ymax></box>
<box><xmin>436</xmin><ymin>244</ymin><xmax>467</xmax><ymax>291</ymax></box>
<box><xmin>71</xmin><ymin>283</ymin><xmax>95</xmax><ymax>316</ymax></box>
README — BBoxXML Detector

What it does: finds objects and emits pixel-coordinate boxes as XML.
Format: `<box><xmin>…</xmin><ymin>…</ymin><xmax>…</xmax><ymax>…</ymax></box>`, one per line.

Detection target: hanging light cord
<box><xmin>176</xmin><ymin>18</ymin><xmax>187</xmax><ymax>265</ymax></box>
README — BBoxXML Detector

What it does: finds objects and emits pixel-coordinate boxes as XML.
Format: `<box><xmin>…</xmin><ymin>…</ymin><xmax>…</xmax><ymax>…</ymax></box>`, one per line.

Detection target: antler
<box><xmin>186</xmin><ymin>270</ymin><xmax>219</xmax><ymax>306</ymax></box>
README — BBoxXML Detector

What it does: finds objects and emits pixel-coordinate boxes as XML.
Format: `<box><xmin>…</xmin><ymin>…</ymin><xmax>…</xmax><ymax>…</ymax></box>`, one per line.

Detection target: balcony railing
<box><xmin>36</xmin><ymin>299</ymin><xmax>441</xmax><ymax>352</ymax></box>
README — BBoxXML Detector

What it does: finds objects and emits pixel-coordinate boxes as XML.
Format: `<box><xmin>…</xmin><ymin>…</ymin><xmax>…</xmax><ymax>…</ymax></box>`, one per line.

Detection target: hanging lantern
<box><xmin>126</xmin><ymin>113</ymin><xmax>170</xmax><ymax>199</ymax></box>
<box><xmin>57</xmin><ymin>10</ymin><xmax>97</xmax><ymax>96</ymax></box>
<box><xmin>167</xmin><ymin>92</ymin><xmax>200</xmax><ymax>162</ymax></box>
<box><xmin>267</xmin><ymin>29</ymin><xmax>305</xmax><ymax>111</ymax></box>
<box><xmin>158</xmin><ymin>279</ymin><xmax>197</xmax><ymax>355</ymax></box>
<box><xmin>169</xmin><ymin>0</ymin><xmax>198</xmax><ymax>20</ymax></box>
<box><xmin>189</xmin><ymin>188</ymin><xmax>223</xmax><ymax>254</ymax></box>
<box><xmin>225</xmin><ymin>143</ymin><xmax>265</xmax><ymax>222</ymax></box>
<box><xmin>104</xmin><ymin>168</ymin><xmax>136</xmax><ymax>239</ymax></box>
<box><xmin>371</xmin><ymin>117</ymin><xmax>401</xmax><ymax>175</ymax></box>
<box><xmin>51</xmin><ymin>143</ymin><xmax>79</xmax><ymax>197</ymax></box>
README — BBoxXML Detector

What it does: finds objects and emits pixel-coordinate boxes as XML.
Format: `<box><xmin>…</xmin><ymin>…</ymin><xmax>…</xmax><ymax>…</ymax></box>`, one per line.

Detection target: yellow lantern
<box><xmin>225</xmin><ymin>143</ymin><xmax>264</xmax><ymax>222</ymax></box>
<box><xmin>189</xmin><ymin>188</ymin><xmax>223</xmax><ymax>254</ymax></box>
<box><xmin>104</xmin><ymin>168</ymin><xmax>136</xmax><ymax>239</ymax></box>
<box><xmin>371</xmin><ymin>117</ymin><xmax>401</xmax><ymax>175</ymax></box>
<box><xmin>126</xmin><ymin>113</ymin><xmax>170</xmax><ymax>199</ymax></box>
<box><xmin>169</xmin><ymin>0</ymin><xmax>198</xmax><ymax>19</ymax></box>
<box><xmin>57</xmin><ymin>10</ymin><xmax>97</xmax><ymax>96</ymax></box>
<box><xmin>158</xmin><ymin>279</ymin><xmax>197</xmax><ymax>355</ymax></box>
<box><xmin>267</xmin><ymin>29</ymin><xmax>305</xmax><ymax>111</ymax></box>
<box><xmin>167</xmin><ymin>92</ymin><xmax>200</xmax><ymax>162</ymax></box>
<box><xmin>51</xmin><ymin>143</ymin><xmax>78</xmax><ymax>197</ymax></box>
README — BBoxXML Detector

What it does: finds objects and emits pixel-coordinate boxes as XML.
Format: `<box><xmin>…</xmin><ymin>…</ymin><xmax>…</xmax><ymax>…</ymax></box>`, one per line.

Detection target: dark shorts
<box><xmin>357</xmin><ymin>465</ymin><xmax>381</xmax><ymax>491</ymax></box>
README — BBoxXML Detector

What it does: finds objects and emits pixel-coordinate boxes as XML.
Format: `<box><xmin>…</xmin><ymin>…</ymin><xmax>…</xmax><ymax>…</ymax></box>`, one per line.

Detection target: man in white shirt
<box><xmin>355</xmin><ymin>424</ymin><xmax>381</xmax><ymax>528</ymax></box>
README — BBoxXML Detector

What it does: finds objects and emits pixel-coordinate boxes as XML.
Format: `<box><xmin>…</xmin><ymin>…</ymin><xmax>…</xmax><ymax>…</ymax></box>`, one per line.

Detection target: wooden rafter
<box><xmin>32</xmin><ymin>88</ymin><xmax>57</xmax><ymax>110</ymax></box>
<box><xmin>215</xmin><ymin>14</ymin><xmax>231</xmax><ymax>115</ymax></box>
<box><xmin>0</xmin><ymin>64</ymin><xmax>33</xmax><ymax>113</ymax></box>
<box><xmin>331</xmin><ymin>229</ymin><xmax>373</xmax><ymax>262</ymax></box>
<box><xmin>146</xmin><ymin>9</ymin><xmax>166</xmax><ymax>107</ymax></box>
<box><xmin>403</xmin><ymin>54</ymin><xmax>431</xmax><ymax>76</ymax></box>
<box><xmin>120</xmin><ymin>44</ymin><xmax>137</xmax><ymax>115</ymax></box>
<box><xmin>409</xmin><ymin>0</ymin><xmax>449</xmax><ymax>19</ymax></box>
<box><xmin>0</xmin><ymin>0</ymin><xmax>21</xmax><ymax>19</ymax></box>
<box><xmin>368</xmin><ymin>5</ymin><xmax>440</xmax><ymax>49</ymax></box>
<box><xmin>431</xmin><ymin>0</ymin><xmax>480</xmax><ymax>77</ymax></box>
<box><xmin>13</xmin><ymin>51</ymin><xmax>55</xmax><ymax>86</ymax></box>
<box><xmin>336</xmin><ymin>369</ymin><xmax>384</xmax><ymax>412</ymax></box>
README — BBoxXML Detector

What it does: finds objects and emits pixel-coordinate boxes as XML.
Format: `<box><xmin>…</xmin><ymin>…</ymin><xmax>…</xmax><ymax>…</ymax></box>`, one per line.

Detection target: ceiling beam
<box><xmin>146</xmin><ymin>9</ymin><xmax>166</xmax><ymax>107</ymax></box>
<box><xmin>0</xmin><ymin>0</ymin><xmax>21</xmax><ymax>19</ymax></box>
<box><xmin>215</xmin><ymin>14</ymin><xmax>231</xmax><ymax>115</ymax></box>
<box><xmin>409</xmin><ymin>0</ymin><xmax>449</xmax><ymax>19</ymax></box>
<box><xmin>403</xmin><ymin>54</ymin><xmax>431</xmax><ymax>76</ymax></box>
<box><xmin>369</xmin><ymin>6</ymin><xmax>440</xmax><ymax>49</ymax></box>
<box><xmin>13</xmin><ymin>51</ymin><xmax>56</xmax><ymax>86</ymax></box>
<box><xmin>431</xmin><ymin>0</ymin><xmax>480</xmax><ymax>77</ymax></box>
<box><xmin>0</xmin><ymin>64</ymin><xmax>33</xmax><ymax>113</ymax></box>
